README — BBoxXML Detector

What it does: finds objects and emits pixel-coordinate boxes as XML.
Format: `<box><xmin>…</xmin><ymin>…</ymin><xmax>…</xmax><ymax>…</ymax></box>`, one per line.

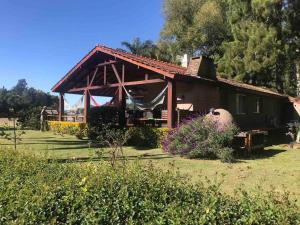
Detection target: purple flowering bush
<box><xmin>162</xmin><ymin>115</ymin><xmax>238</xmax><ymax>162</ymax></box>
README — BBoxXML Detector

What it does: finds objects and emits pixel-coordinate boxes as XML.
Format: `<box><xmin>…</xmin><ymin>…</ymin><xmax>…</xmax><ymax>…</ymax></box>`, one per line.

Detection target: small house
<box><xmin>52</xmin><ymin>45</ymin><xmax>299</xmax><ymax>131</ymax></box>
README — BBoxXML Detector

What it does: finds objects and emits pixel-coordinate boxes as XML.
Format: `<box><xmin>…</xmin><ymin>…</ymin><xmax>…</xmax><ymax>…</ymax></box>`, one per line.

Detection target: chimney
<box><xmin>177</xmin><ymin>54</ymin><xmax>189</xmax><ymax>68</ymax></box>
<box><xmin>185</xmin><ymin>56</ymin><xmax>216</xmax><ymax>80</ymax></box>
<box><xmin>181</xmin><ymin>54</ymin><xmax>189</xmax><ymax>68</ymax></box>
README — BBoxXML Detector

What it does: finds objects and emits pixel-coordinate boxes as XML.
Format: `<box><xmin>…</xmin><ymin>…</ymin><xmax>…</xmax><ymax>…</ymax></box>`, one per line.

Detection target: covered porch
<box><xmin>51</xmin><ymin>45</ymin><xmax>191</xmax><ymax>128</ymax></box>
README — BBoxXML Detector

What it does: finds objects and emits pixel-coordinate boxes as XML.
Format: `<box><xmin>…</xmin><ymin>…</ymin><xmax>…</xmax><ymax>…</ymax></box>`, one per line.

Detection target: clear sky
<box><xmin>0</xmin><ymin>0</ymin><xmax>164</xmax><ymax>103</ymax></box>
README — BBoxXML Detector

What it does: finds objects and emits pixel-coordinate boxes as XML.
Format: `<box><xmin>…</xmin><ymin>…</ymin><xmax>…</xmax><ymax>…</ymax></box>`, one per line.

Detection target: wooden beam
<box><xmin>97</xmin><ymin>60</ymin><xmax>118</xmax><ymax>67</ymax></box>
<box><xmin>95</xmin><ymin>46</ymin><xmax>175</xmax><ymax>79</ymax></box>
<box><xmin>89</xmin><ymin>67</ymin><xmax>99</xmax><ymax>87</ymax></box>
<box><xmin>111</xmin><ymin>64</ymin><xmax>122</xmax><ymax>84</ymax></box>
<box><xmin>123</xmin><ymin>79</ymin><xmax>164</xmax><ymax>86</ymax></box>
<box><xmin>67</xmin><ymin>78</ymin><xmax>165</xmax><ymax>92</ymax></box>
<box><xmin>84</xmin><ymin>90</ymin><xmax>90</xmax><ymax>123</ymax></box>
<box><xmin>58</xmin><ymin>93</ymin><xmax>64</xmax><ymax>121</ymax></box>
<box><xmin>118</xmin><ymin>86</ymin><xmax>126</xmax><ymax>127</ymax></box>
<box><xmin>86</xmin><ymin>73</ymin><xmax>90</xmax><ymax>86</ymax></box>
<box><xmin>51</xmin><ymin>47</ymin><xmax>99</xmax><ymax>92</ymax></box>
<box><xmin>167</xmin><ymin>80</ymin><xmax>176</xmax><ymax>128</ymax></box>
<box><xmin>122</xmin><ymin>64</ymin><xmax>125</xmax><ymax>83</ymax></box>
<box><xmin>104</xmin><ymin>65</ymin><xmax>107</xmax><ymax>85</ymax></box>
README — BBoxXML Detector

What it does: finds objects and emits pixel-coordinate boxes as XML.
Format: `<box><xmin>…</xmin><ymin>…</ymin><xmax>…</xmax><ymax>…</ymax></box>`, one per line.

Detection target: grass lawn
<box><xmin>1</xmin><ymin>130</ymin><xmax>300</xmax><ymax>204</ymax></box>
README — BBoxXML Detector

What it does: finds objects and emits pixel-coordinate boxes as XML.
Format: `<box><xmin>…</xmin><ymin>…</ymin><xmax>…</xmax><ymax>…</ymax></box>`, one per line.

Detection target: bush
<box><xmin>87</xmin><ymin>106</ymin><xmax>119</xmax><ymax>140</ymax></box>
<box><xmin>127</xmin><ymin>127</ymin><xmax>169</xmax><ymax>148</ymax></box>
<box><xmin>0</xmin><ymin>149</ymin><xmax>298</xmax><ymax>224</ymax></box>
<box><xmin>163</xmin><ymin>115</ymin><xmax>238</xmax><ymax>162</ymax></box>
<box><xmin>47</xmin><ymin>121</ymin><xmax>87</xmax><ymax>137</ymax></box>
<box><xmin>18</xmin><ymin>107</ymin><xmax>41</xmax><ymax>130</ymax></box>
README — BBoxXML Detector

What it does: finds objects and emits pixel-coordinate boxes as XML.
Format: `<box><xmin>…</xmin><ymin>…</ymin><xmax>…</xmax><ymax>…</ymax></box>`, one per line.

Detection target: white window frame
<box><xmin>236</xmin><ymin>94</ymin><xmax>246</xmax><ymax>115</ymax></box>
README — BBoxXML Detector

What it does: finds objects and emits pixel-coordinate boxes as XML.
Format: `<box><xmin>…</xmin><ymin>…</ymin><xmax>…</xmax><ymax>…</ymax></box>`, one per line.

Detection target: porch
<box><xmin>51</xmin><ymin>45</ymin><xmax>193</xmax><ymax>128</ymax></box>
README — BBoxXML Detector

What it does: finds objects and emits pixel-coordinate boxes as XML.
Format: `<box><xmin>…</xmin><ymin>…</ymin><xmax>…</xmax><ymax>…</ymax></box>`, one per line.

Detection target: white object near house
<box><xmin>178</xmin><ymin>54</ymin><xmax>189</xmax><ymax>68</ymax></box>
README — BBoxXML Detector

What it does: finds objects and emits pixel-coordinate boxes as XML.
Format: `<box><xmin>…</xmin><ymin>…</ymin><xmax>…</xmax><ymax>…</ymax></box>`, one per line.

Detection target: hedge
<box><xmin>0</xmin><ymin>149</ymin><xmax>299</xmax><ymax>224</ymax></box>
<box><xmin>47</xmin><ymin>121</ymin><xmax>87</xmax><ymax>138</ymax></box>
<box><xmin>127</xmin><ymin>127</ymin><xmax>169</xmax><ymax>148</ymax></box>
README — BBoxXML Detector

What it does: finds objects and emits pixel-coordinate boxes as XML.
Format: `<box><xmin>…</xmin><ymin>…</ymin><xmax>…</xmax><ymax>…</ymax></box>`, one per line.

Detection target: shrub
<box><xmin>87</xmin><ymin>106</ymin><xmax>119</xmax><ymax>140</ymax></box>
<box><xmin>47</xmin><ymin>121</ymin><xmax>87</xmax><ymax>137</ymax></box>
<box><xmin>18</xmin><ymin>107</ymin><xmax>41</xmax><ymax>130</ymax></box>
<box><xmin>163</xmin><ymin>115</ymin><xmax>238</xmax><ymax>162</ymax></box>
<box><xmin>127</xmin><ymin>127</ymin><xmax>169</xmax><ymax>148</ymax></box>
<box><xmin>0</xmin><ymin>149</ymin><xmax>298</xmax><ymax>224</ymax></box>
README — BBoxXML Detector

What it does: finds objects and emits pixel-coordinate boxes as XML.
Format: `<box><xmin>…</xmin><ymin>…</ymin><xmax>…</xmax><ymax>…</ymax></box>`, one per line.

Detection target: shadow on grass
<box><xmin>23</xmin><ymin>137</ymin><xmax>56</xmax><ymax>140</ymax></box>
<box><xmin>44</xmin><ymin>140</ymin><xmax>89</xmax><ymax>145</ymax></box>
<box><xmin>48</xmin><ymin>146</ymin><xmax>91</xmax><ymax>151</ymax></box>
<box><xmin>49</xmin><ymin>153</ymin><xmax>172</xmax><ymax>163</ymax></box>
<box><xmin>130</xmin><ymin>146</ymin><xmax>160</xmax><ymax>151</ymax></box>
<box><xmin>235</xmin><ymin>148</ymin><xmax>286</xmax><ymax>160</ymax></box>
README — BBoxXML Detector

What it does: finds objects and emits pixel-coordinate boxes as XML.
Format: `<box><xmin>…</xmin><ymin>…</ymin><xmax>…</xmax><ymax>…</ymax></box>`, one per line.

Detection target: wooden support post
<box><xmin>84</xmin><ymin>90</ymin><xmax>90</xmax><ymax>123</ymax></box>
<box><xmin>104</xmin><ymin>65</ymin><xmax>107</xmax><ymax>85</ymax></box>
<box><xmin>118</xmin><ymin>86</ymin><xmax>126</xmax><ymax>127</ymax></box>
<box><xmin>122</xmin><ymin>64</ymin><xmax>125</xmax><ymax>83</ymax></box>
<box><xmin>167</xmin><ymin>80</ymin><xmax>176</xmax><ymax>128</ymax></box>
<box><xmin>59</xmin><ymin>93</ymin><xmax>64</xmax><ymax>121</ymax></box>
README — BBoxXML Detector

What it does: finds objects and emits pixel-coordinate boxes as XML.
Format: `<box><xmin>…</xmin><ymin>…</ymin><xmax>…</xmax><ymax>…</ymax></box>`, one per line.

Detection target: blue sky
<box><xmin>0</xmin><ymin>0</ymin><xmax>164</xmax><ymax>104</ymax></box>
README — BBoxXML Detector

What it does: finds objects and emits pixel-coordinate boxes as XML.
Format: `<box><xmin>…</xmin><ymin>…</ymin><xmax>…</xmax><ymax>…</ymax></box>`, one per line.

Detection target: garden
<box><xmin>0</xmin><ymin>129</ymin><xmax>300</xmax><ymax>224</ymax></box>
<box><xmin>0</xmin><ymin>82</ymin><xmax>300</xmax><ymax>223</ymax></box>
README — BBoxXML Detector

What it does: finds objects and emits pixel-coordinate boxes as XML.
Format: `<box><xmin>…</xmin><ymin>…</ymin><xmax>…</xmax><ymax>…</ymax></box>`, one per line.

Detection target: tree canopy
<box><xmin>0</xmin><ymin>79</ymin><xmax>58</xmax><ymax>129</ymax></box>
<box><xmin>160</xmin><ymin>0</ymin><xmax>299</xmax><ymax>96</ymax></box>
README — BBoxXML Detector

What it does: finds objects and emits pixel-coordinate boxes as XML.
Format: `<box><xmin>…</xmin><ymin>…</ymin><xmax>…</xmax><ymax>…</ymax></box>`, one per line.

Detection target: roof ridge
<box><xmin>96</xmin><ymin>44</ymin><xmax>185</xmax><ymax>72</ymax></box>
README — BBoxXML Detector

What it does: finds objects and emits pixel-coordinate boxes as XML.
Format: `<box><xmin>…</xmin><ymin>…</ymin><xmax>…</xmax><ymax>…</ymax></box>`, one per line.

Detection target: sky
<box><xmin>0</xmin><ymin>0</ymin><xmax>164</xmax><ymax>104</ymax></box>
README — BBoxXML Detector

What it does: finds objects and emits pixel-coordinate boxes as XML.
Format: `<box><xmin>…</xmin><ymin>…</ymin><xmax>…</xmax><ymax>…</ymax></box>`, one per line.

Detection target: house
<box><xmin>51</xmin><ymin>44</ymin><xmax>299</xmax><ymax>130</ymax></box>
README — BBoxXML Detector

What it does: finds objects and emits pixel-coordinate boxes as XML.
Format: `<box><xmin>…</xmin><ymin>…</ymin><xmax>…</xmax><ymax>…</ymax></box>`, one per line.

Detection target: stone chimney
<box><xmin>185</xmin><ymin>56</ymin><xmax>216</xmax><ymax>80</ymax></box>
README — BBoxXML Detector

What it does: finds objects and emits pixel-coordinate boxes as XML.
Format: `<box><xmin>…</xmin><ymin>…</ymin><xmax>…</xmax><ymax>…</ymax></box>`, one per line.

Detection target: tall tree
<box><xmin>121</xmin><ymin>38</ymin><xmax>157</xmax><ymax>58</ymax></box>
<box><xmin>160</xmin><ymin>0</ymin><xmax>299</xmax><ymax>96</ymax></box>
<box><xmin>161</xmin><ymin>0</ymin><xmax>231</xmax><ymax>59</ymax></box>
<box><xmin>0</xmin><ymin>79</ymin><xmax>58</xmax><ymax>129</ymax></box>
<box><xmin>218</xmin><ymin>0</ymin><xmax>298</xmax><ymax>95</ymax></box>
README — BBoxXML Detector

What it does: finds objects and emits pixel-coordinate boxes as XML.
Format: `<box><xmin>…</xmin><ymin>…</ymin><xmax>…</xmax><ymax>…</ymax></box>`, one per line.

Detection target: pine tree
<box><xmin>218</xmin><ymin>0</ymin><xmax>298</xmax><ymax>95</ymax></box>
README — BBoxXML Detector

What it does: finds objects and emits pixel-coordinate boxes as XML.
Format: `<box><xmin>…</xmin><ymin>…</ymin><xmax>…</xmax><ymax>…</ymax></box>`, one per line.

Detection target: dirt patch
<box><xmin>0</xmin><ymin>118</ymin><xmax>14</xmax><ymax>126</ymax></box>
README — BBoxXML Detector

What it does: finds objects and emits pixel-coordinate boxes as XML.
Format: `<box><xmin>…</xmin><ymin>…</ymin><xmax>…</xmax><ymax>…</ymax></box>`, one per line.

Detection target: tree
<box><xmin>160</xmin><ymin>0</ymin><xmax>299</xmax><ymax>95</ymax></box>
<box><xmin>161</xmin><ymin>0</ymin><xmax>231</xmax><ymax>59</ymax></box>
<box><xmin>218</xmin><ymin>0</ymin><xmax>299</xmax><ymax>95</ymax></box>
<box><xmin>121</xmin><ymin>38</ymin><xmax>157</xmax><ymax>58</ymax></box>
<box><xmin>0</xmin><ymin>79</ymin><xmax>58</xmax><ymax>129</ymax></box>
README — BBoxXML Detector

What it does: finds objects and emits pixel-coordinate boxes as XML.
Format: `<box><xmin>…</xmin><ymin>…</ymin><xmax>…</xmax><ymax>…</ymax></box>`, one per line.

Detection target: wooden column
<box><xmin>167</xmin><ymin>80</ymin><xmax>176</xmax><ymax>128</ymax></box>
<box><xmin>118</xmin><ymin>86</ymin><xmax>126</xmax><ymax>127</ymax></box>
<box><xmin>59</xmin><ymin>93</ymin><xmax>64</xmax><ymax>121</ymax></box>
<box><xmin>84</xmin><ymin>90</ymin><xmax>90</xmax><ymax>123</ymax></box>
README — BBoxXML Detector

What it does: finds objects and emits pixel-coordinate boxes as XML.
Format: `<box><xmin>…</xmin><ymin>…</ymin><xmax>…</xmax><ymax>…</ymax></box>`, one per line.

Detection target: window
<box><xmin>254</xmin><ymin>98</ymin><xmax>263</xmax><ymax>113</ymax></box>
<box><xmin>236</xmin><ymin>94</ymin><xmax>246</xmax><ymax>115</ymax></box>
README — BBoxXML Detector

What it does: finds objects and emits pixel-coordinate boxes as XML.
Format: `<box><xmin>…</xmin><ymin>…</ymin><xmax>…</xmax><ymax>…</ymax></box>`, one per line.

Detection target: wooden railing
<box><xmin>46</xmin><ymin>115</ymin><xmax>85</xmax><ymax>123</ymax></box>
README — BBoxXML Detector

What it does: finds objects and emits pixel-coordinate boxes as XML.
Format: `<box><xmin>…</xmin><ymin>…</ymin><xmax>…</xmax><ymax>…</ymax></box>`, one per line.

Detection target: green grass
<box><xmin>1</xmin><ymin>130</ymin><xmax>300</xmax><ymax>204</ymax></box>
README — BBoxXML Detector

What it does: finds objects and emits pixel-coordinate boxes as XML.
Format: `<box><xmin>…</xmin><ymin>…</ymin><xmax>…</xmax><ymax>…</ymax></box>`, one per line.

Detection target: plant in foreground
<box><xmin>163</xmin><ymin>115</ymin><xmax>238</xmax><ymax>162</ymax></box>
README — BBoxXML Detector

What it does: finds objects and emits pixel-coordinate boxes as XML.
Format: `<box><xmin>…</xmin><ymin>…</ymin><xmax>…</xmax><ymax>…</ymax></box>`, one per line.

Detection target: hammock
<box><xmin>90</xmin><ymin>95</ymin><xmax>101</xmax><ymax>107</ymax></box>
<box><xmin>88</xmin><ymin>90</ymin><xmax>114</xmax><ymax>107</ymax></box>
<box><xmin>64</xmin><ymin>95</ymin><xmax>84</xmax><ymax>111</ymax></box>
<box><xmin>123</xmin><ymin>85</ymin><xmax>167</xmax><ymax>111</ymax></box>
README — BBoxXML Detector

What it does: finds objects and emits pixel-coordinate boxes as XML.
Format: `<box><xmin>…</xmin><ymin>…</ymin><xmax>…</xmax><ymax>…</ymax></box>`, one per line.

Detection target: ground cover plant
<box><xmin>1</xmin><ymin>130</ymin><xmax>300</xmax><ymax>202</ymax></box>
<box><xmin>163</xmin><ymin>115</ymin><xmax>238</xmax><ymax>162</ymax></box>
<box><xmin>0</xmin><ymin>149</ymin><xmax>299</xmax><ymax>224</ymax></box>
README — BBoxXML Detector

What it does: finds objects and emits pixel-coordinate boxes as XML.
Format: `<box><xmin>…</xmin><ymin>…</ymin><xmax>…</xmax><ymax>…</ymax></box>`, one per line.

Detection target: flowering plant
<box><xmin>162</xmin><ymin>115</ymin><xmax>238</xmax><ymax>162</ymax></box>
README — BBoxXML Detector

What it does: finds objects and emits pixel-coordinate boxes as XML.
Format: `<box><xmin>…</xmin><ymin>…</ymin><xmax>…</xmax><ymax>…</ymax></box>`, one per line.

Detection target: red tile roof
<box><xmin>52</xmin><ymin>44</ymin><xmax>291</xmax><ymax>100</ymax></box>
<box><xmin>96</xmin><ymin>45</ymin><xmax>186</xmax><ymax>75</ymax></box>
<box><xmin>217</xmin><ymin>76</ymin><xmax>287</xmax><ymax>98</ymax></box>
<box><xmin>52</xmin><ymin>45</ymin><xmax>187</xmax><ymax>91</ymax></box>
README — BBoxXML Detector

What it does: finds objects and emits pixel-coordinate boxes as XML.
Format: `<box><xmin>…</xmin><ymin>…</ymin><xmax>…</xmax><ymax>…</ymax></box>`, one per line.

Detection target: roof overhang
<box><xmin>52</xmin><ymin>45</ymin><xmax>186</xmax><ymax>92</ymax></box>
